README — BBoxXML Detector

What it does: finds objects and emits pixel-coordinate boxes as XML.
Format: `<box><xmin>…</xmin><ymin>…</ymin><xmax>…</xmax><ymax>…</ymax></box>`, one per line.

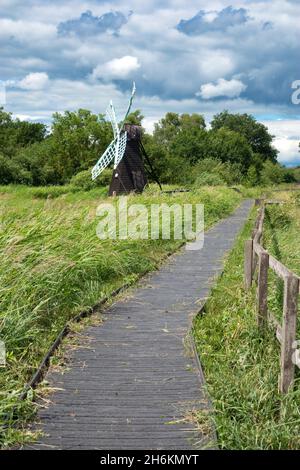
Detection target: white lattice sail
<box><xmin>114</xmin><ymin>131</ymin><xmax>127</xmax><ymax>168</ymax></box>
<box><xmin>91</xmin><ymin>132</ymin><xmax>127</xmax><ymax>180</ymax></box>
<box><xmin>91</xmin><ymin>82</ymin><xmax>136</xmax><ymax>180</ymax></box>
<box><xmin>106</xmin><ymin>101</ymin><xmax>119</xmax><ymax>140</ymax></box>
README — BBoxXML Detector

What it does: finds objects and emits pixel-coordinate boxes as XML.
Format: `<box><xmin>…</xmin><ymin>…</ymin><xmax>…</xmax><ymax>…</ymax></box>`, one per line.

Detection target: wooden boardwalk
<box><xmin>27</xmin><ymin>200</ymin><xmax>252</xmax><ymax>450</ymax></box>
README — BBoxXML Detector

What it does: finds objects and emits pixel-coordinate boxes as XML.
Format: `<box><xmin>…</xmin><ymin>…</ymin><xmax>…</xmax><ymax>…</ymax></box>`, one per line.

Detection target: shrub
<box><xmin>293</xmin><ymin>193</ymin><xmax>300</xmax><ymax>207</ymax></box>
<box><xmin>266</xmin><ymin>205</ymin><xmax>291</xmax><ymax>230</ymax></box>
<box><xmin>30</xmin><ymin>185</ymin><xmax>79</xmax><ymax>199</ymax></box>
<box><xmin>0</xmin><ymin>154</ymin><xmax>33</xmax><ymax>185</ymax></box>
<box><xmin>191</xmin><ymin>158</ymin><xmax>242</xmax><ymax>187</ymax></box>
<box><xmin>194</xmin><ymin>172</ymin><xmax>225</xmax><ymax>187</ymax></box>
<box><xmin>246</xmin><ymin>165</ymin><xmax>259</xmax><ymax>187</ymax></box>
<box><xmin>70</xmin><ymin>168</ymin><xmax>112</xmax><ymax>190</ymax></box>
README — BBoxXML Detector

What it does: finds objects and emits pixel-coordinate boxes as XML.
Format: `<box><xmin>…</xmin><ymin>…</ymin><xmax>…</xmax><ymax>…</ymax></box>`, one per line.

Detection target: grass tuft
<box><xmin>0</xmin><ymin>184</ymin><xmax>241</xmax><ymax>448</ymax></box>
<box><xmin>194</xmin><ymin>190</ymin><xmax>300</xmax><ymax>449</ymax></box>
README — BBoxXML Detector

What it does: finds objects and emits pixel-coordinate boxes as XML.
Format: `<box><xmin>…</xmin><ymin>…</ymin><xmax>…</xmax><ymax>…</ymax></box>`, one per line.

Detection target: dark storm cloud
<box><xmin>57</xmin><ymin>10</ymin><xmax>130</xmax><ymax>37</ymax></box>
<box><xmin>177</xmin><ymin>6</ymin><xmax>249</xmax><ymax>36</ymax></box>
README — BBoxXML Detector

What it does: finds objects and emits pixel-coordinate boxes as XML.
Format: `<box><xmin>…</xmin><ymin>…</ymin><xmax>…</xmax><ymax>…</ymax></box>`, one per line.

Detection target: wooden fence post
<box><xmin>257</xmin><ymin>252</ymin><xmax>269</xmax><ymax>329</ymax></box>
<box><xmin>279</xmin><ymin>275</ymin><xmax>299</xmax><ymax>394</ymax></box>
<box><xmin>244</xmin><ymin>240</ymin><xmax>253</xmax><ymax>290</ymax></box>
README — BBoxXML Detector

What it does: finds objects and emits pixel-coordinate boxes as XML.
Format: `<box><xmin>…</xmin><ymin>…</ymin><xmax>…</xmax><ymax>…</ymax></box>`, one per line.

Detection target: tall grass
<box><xmin>0</xmin><ymin>184</ymin><xmax>241</xmax><ymax>447</ymax></box>
<box><xmin>194</xmin><ymin>190</ymin><xmax>300</xmax><ymax>449</ymax></box>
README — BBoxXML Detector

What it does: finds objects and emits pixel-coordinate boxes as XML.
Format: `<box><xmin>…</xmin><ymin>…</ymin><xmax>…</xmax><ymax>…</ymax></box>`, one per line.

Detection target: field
<box><xmin>194</xmin><ymin>189</ymin><xmax>300</xmax><ymax>449</ymax></box>
<box><xmin>0</xmin><ymin>184</ymin><xmax>242</xmax><ymax>447</ymax></box>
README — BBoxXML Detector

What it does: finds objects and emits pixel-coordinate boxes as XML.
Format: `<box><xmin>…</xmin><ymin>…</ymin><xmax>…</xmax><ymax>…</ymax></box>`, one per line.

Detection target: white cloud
<box><xmin>274</xmin><ymin>137</ymin><xmax>299</xmax><ymax>164</ymax></box>
<box><xmin>198</xmin><ymin>52</ymin><xmax>235</xmax><ymax>82</ymax></box>
<box><xmin>198</xmin><ymin>78</ymin><xmax>247</xmax><ymax>99</ymax></box>
<box><xmin>18</xmin><ymin>72</ymin><xmax>49</xmax><ymax>90</ymax></box>
<box><xmin>0</xmin><ymin>82</ymin><xmax>6</xmax><ymax>105</ymax></box>
<box><xmin>0</xmin><ymin>18</ymin><xmax>55</xmax><ymax>42</ymax></box>
<box><xmin>262</xmin><ymin>120</ymin><xmax>300</xmax><ymax>165</ymax></box>
<box><xmin>92</xmin><ymin>56</ymin><xmax>141</xmax><ymax>81</ymax></box>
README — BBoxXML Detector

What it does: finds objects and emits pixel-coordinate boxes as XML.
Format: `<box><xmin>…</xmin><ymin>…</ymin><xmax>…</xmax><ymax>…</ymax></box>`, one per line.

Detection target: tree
<box><xmin>205</xmin><ymin>128</ymin><xmax>253</xmax><ymax>170</ymax></box>
<box><xmin>13</xmin><ymin>138</ymin><xmax>60</xmax><ymax>186</ymax></box>
<box><xmin>0</xmin><ymin>107</ymin><xmax>47</xmax><ymax>158</ymax></box>
<box><xmin>14</xmin><ymin>120</ymin><xmax>46</xmax><ymax>147</ymax></box>
<box><xmin>125</xmin><ymin>110</ymin><xmax>144</xmax><ymax>126</ymax></box>
<box><xmin>0</xmin><ymin>108</ymin><xmax>18</xmax><ymax>157</ymax></box>
<box><xmin>153</xmin><ymin>112</ymin><xmax>206</xmax><ymax>151</ymax></box>
<box><xmin>0</xmin><ymin>153</ymin><xmax>32</xmax><ymax>185</ymax></box>
<box><xmin>50</xmin><ymin>109</ymin><xmax>113</xmax><ymax>181</ymax></box>
<box><xmin>260</xmin><ymin>161</ymin><xmax>296</xmax><ymax>186</ymax></box>
<box><xmin>170</xmin><ymin>126</ymin><xmax>207</xmax><ymax>164</ymax></box>
<box><xmin>149</xmin><ymin>113</ymin><xmax>207</xmax><ymax>178</ymax></box>
<box><xmin>211</xmin><ymin>111</ymin><xmax>278</xmax><ymax>162</ymax></box>
<box><xmin>246</xmin><ymin>165</ymin><xmax>259</xmax><ymax>186</ymax></box>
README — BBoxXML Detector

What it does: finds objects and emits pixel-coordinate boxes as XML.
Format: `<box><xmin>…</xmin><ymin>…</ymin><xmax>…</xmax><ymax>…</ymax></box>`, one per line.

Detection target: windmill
<box><xmin>92</xmin><ymin>83</ymin><xmax>156</xmax><ymax>196</ymax></box>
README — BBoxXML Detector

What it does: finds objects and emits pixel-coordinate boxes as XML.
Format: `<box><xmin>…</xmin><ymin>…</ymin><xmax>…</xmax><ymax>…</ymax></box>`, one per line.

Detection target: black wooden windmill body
<box><xmin>92</xmin><ymin>83</ymin><xmax>154</xmax><ymax>196</ymax></box>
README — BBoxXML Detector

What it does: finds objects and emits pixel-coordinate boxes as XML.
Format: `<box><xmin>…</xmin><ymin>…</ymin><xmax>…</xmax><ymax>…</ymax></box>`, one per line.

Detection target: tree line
<box><xmin>0</xmin><ymin>106</ymin><xmax>297</xmax><ymax>188</ymax></box>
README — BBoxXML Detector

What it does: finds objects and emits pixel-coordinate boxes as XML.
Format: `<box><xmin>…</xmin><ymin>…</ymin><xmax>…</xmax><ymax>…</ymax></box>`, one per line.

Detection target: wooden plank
<box><xmin>257</xmin><ymin>252</ymin><xmax>269</xmax><ymax>328</ymax></box>
<box><xmin>269</xmin><ymin>254</ymin><xmax>298</xmax><ymax>281</ymax></box>
<box><xmin>279</xmin><ymin>275</ymin><xmax>299</xmax><ymax>394</ymax></box>
<box><xmin>25</xmin><ymin>200</ymin><xmax>253</xmax><ymax>450</ymax></box>
<box><xmin>253</xmin><ymin>244</ymin><xmax>300</xmax><ymax>286</ymax></box>
<box><xmin>244</xmin><ymin>240</ymin><xmax>253</xmax><ymax>290</ymax></box>
<box><xmin>265</xmin><ymin>200</ymin><xmax>286</xmax><ymax>205</ymax></box>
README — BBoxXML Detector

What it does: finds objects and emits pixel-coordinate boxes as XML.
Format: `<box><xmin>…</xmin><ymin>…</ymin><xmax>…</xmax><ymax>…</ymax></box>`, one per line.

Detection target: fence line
<box><xmin>244</xmin><ymin>201</ymin><xmax>300</xmax><ymax>394</ymax></box>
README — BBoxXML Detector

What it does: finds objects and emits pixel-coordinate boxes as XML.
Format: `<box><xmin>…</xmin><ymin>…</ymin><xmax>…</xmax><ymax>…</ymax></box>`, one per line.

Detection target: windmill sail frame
<box><xmin>91</xmin><ymin>83</ymin><xmax>136</xmax><ymax>180</ymax></box>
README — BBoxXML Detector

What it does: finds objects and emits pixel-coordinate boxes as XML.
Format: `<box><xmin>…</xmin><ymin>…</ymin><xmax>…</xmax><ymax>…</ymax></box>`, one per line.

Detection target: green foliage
<box><xmin>0</xmin><ymin>107</ymin><xmax>46</xmax><ymax>158</ymax></box>
<box><xmin>70</xmin><ymin>168</ymin><xmax>111</xmax><ymax>190</ymax></box>
<box><xmin>266</xmin><ymin>205</ymin><xmax>291</xmax><ymax>230</ymax></box>
<box><xmin>0</xmin><ymin>185</ymin><xmax>241</xmax><ymax>447</ymax></box>
<box><xmin>260</xmin><ymin>161</ymin><xmax>286</xmax><ymax>186</ymax></box>
<box><xmin>50</xmin><ymin>109</ymin><xmax>113</xmax><ymax>181</ymax></box>
<box><xmin>191</xmin><ymin>158</ymin><xmax>243</xmax><ymax>187</ymax></box>
<box><xmin>0</xmin><ymin>153</ymin><xmax>33</xmax><ymax>185</ymax></box>
<box><xmin>170</xmin><ymin>127</ymin><xmax>208</xmax><ymax>164</ymax></box>
<box><xmin>147</xmin><ymin>113</ymin><xmax>207</xmax><ymax>183</ymax></box>
<box><xmin>246</xmin><ymin>165</ymin><xmax>260</xmax><ymax>187</ymax></box>
<box><xmin>193</xmin><ymin>197</ymin><xmax>300</xmax><ymax>449</ymax></box>
<box><xmin>0</xmin><ymin>108</ymin><xmax>114</xmax><ymax>186</ymax></box>
<box><xmin>211</xmin><ymin>110</ymin><xmax>278</xmax><ymax>162</ymax></box>
<box><xmin>291</xmin><ymin>166</ymin><xmax>300</xmax><ymax>182</ymax></box>
<box><xmin>12</xmin><ymin>138</ymin><xmax>60</xmax><ymax>186</ymax></box>
<box><xmin>125</xmin><ymin>109</ymin><xmax>144</xmax><ymax>126</ymax></box>
<box><xmin>29</xmin><ymin>185</ymin><xmax>79</xmax><ymax>199</ymax></box>
<box><xmin>146</xmin><ymin>111</ymin><xmax>280</xmax><ymax>186</ymax></box>
<box><xmin>205</xmin><ymin>128</ymin><xmax>253</xmax><ymax>169</ymax></box>
<box><xmin>293</xmin><ymin>192</ymin><xmax>300</xmax><ymax>207</ymax></box>
<box><xmin>0</xmin><ymin>106</ymin><xmax>291</xmax><ymax>189</ymax></box>
<box><xmin>194</xmin><ymin>172</ymin><xmax>225</xmax><ymax>187</ymax></box>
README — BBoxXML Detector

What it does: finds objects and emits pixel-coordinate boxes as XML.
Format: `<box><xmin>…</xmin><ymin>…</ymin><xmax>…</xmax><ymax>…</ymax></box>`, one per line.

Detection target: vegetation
<box><xmin>0</xmin><ymin>106</ymin><xmax>297</xmax><ymax>188</ymax></box>
<box><xmin>263</xmin><ymin>193</ymin><xmax>300</xmax><ymax>319</ymax></box>
<box><xmin>0</xmin><ymin>184</ymin><xmax>241</xmax><ymax>448</ymax></box>
<box><xmin>0</xmin><ymin>102</ymin><xmax>299</xmax><ymax>449</ymax></box>
<box><xmin>194</xmin><ymin>190</ymin><xmax>300</xmax><ymax>449</ymax></box>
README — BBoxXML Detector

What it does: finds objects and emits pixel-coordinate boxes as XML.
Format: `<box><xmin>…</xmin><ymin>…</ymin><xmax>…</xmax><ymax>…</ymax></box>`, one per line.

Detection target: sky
<box><xmin>0</xmin><ymin>0</ymin><xmax>299</xmax><ymax>166</ymax></box>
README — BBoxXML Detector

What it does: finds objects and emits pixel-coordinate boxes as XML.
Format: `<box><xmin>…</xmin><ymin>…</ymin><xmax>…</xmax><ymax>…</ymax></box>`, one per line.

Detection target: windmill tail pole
<box><xmin>140</xmin><ymin>142</ymin><xmax>162</xmax><ymax>191</ymax></box>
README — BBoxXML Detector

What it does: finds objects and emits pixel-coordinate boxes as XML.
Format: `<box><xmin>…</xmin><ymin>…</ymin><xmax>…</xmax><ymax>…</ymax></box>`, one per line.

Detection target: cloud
<box><xmin>262</xmin><ymin>120</ymin><xmax>300</xmax><ymax>166</ymax></box>
<box><xmin>92</xmin><ymin>56</ymin><xmax>141</xmax><ymax>81</ymax></box>
<box><xmin>275</xmin><ymin>137</ymin><xmax>299</xmax><ymax>165</ymax></box>
<box><xmin>177</xmin><ymin>6</ymin><xmax>249</xmax><ymax>36</ymax></box>
<box><xmin>18</xmin><ymin>72</ymin><xmax>49</xmax><ymax>90</ymax></box>
<box><xmin>57</xmin><ymin>10</ymin><xmax>130</xmax><ymax>37</ymax></box>
<box><xmin>0</xmin><ymin>0</ymin><xmax>299</xmax><ymax>167</ymax></box>
<box><xmin>0</xmin><ymin>82</ymin><xmax>6</xmax><ymax>105</ymax></box>
<box><xmin>197</xmin><ymin>78</ymin><xmax>247</xmax><ymax>99</ymax></box>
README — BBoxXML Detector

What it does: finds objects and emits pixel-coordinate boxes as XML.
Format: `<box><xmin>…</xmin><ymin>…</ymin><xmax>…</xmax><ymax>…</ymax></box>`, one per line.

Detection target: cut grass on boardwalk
<box><xmin>0</xmin><ymin>184</ymin><xmax>242</xmax><ymax>448</ymax></box>
<box><xmin>194</xmin><ymin>190</ymin><xmax>300</xmax><ymax>449</ymax></box>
